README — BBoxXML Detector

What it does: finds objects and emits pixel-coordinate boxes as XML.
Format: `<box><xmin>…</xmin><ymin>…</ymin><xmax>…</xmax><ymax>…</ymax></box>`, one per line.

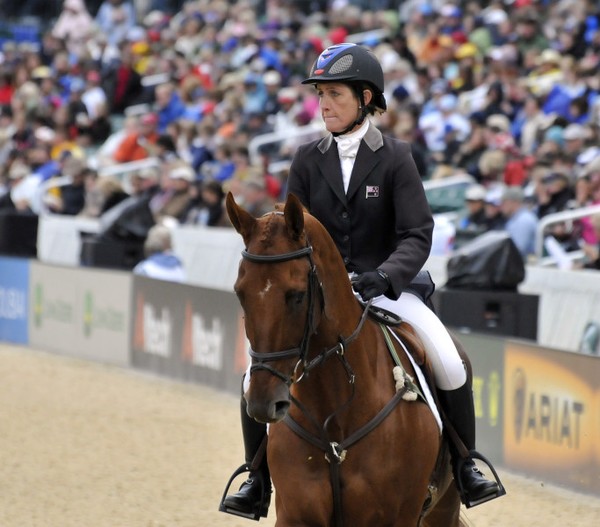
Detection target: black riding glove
<box><xmin>352</xmin><ymin>270</ymin><xmax>390</xmax><ymax>301</ymax></box>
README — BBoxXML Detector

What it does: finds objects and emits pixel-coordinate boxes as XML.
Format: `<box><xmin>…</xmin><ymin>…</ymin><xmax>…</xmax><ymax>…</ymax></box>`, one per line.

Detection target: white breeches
<box><xmin>372</xmin><ymin>292</ymin><xmax>467</xmax><ymax>390</ymax></box>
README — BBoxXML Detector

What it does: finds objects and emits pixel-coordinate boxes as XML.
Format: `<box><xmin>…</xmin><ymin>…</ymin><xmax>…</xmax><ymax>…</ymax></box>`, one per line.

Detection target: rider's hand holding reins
<box><xmin>352</xmin><ymin>270</ymin><xmax>390</xmax><ymax>301</ymax></box>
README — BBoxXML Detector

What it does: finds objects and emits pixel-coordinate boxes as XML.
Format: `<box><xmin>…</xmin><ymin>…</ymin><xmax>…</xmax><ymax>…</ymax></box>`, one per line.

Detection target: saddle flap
<box><xmin>396</xmin><ymin>322</ymin><xmax>426</xmax><ymax>366</ymax></box>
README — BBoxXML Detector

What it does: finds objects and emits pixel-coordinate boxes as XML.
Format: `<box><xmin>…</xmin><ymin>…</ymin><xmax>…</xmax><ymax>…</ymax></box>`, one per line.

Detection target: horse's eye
<box><xmin>286</xmin><ymin>290</ymin><xmax>305</xmax><ymax>307</ymax></box>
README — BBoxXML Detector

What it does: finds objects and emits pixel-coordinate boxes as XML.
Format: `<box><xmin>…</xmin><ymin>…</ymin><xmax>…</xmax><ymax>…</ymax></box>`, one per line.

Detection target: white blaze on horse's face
<box><xmin>259</xmin><ymin>279</ymin><xmax>273</xmax><ymax>300</ymax></box>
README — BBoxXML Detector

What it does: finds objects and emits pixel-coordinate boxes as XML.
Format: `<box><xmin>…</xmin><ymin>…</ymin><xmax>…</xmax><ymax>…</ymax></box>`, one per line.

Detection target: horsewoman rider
<box><xmin>221</xmin><ymin>43</ymin><xmax>503</xmax><ymax>519</ymax></box>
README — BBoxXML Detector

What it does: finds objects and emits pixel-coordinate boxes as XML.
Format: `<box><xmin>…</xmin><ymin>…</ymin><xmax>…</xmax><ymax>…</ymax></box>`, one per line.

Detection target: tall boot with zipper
<box><xmin>438</xmin><ymin>383</ymin><xmax>501</xmax><ymax>506</ymax></box>
<box><xmin>221</xmin><ymin>389</ymin><xmax>271</xmax><ymax>519</ymax></box>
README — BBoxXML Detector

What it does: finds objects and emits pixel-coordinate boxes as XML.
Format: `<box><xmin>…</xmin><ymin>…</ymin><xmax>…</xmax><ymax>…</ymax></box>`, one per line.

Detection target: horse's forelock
<box><xmin>254</xmin><ymin>211</ymin><xmax>303</xmax><ymax>249</ymax></box>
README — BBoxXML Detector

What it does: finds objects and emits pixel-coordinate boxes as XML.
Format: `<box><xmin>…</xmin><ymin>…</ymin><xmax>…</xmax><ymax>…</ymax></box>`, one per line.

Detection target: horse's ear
<box><xmin>226</xmin><ymin>191</ymin><xmax>256</xmax><ymax>244</ymax></box>
<box><xmin>284</xmin><ymin>193</ymin><xmax>305</xmax><ymax>240</ymax></box>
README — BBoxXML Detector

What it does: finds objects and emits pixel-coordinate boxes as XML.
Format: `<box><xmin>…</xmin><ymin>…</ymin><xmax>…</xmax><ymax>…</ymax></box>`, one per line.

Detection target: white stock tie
<box><xmin>336</xmin><ymin>136</ymin><xmax>361</xmax><ymax>159</ymax></box>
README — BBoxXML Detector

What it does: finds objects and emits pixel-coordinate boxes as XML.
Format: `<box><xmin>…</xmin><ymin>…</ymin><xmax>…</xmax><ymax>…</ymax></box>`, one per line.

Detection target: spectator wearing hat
<box><xmin>500</xmin><ymin>185</ymin><xmax>538</xmax><ymax>258</ymax></box>
<box><xmin>452</xmin><ymin>42</ymin><xmax>481</xmax><ymax>93</ymax></box>
<box><xmin>113</xmin><ymin>113</ymin><xmax>160</xmax><ymax>163</ymax></box>
<box><xmin>483</xmin><ymin>184</ymin><xmax>507</xmax><ymax>232</ymax></box>
<box><xmin>133</xmin><ymin>224</ymin><xmax>186</xmax><ymax>282</ymax></box>
<box><xmin>563</xmin><ymin>123</ymin><xmax>592</xmax><ymax>159</ymax></box>
<box><xmin>150</xmin><ymin>161</ymin><xmax>195</xmax><ymax>223</ymax></box>
<box><xmin>535</xmin><ymin>169</ymin><xmax>580</xmax><ymax>252</ymax></box>
<box><xmin>525</xmin><ymin>48</ymin><xmax>564</xmax><ymax>97</ymax></box>
<box><xmin>457</xmin><ymin>183</ymin><xmax>489</xmax><ymax>235</ymax></box>
<box><xmin>536</xmin><ymin>170</ymin><xmax>575</xmax><ymax>218</ymax></box>
<box><xmin>534</xmin><ymin>124</ymin><xmax>567</xmax><ymax>161</ymax></box>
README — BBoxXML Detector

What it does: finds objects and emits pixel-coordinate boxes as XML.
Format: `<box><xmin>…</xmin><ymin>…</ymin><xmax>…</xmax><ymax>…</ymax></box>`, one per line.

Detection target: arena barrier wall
<box><xmin>0</xmin><ymin>256</ymin><xmax>29</xmax><ymax>344</ymax></box>
<box><xmin>28</xmin><ymin>262</ymin><xmax>131</xmax><ymax>366</ymax></box>
<box><xmin>130</xmin><ymin>275</ymin><xmax>247</xmax><ymax>395</ymax></box>
<box><xmin>36</xmin><ymin>216</ymin><xmax>600</xmax><ymax>352</ymax></box>
<box><xmin>3</xmin><ymin>238</ymin><xmax>600</xmax><ymax>495</ymax></box>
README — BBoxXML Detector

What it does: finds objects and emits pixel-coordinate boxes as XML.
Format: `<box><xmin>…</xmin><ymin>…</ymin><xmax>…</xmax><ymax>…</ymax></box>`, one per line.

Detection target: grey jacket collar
<box><xmin>317</xmin><ymin>120</ymin><xmax>384</xmax><ymax>154</ymax></box>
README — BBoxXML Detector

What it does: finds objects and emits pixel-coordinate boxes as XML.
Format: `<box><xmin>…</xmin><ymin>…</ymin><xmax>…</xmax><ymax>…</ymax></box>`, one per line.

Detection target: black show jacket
<box><xmin>287</xmin><ymin>123</ymin><xmax>434</xmax><ymax>300</ymax></box>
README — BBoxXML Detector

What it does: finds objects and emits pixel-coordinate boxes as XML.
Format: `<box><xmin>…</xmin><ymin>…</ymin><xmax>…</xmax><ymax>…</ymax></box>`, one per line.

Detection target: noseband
<box><xmin>241</xmin><ymin>242</ymin><xmax>322</xmax><ymax>385</ymax></box>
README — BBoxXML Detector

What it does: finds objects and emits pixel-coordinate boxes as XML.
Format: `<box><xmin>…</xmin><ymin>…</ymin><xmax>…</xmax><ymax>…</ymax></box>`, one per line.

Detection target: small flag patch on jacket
<box><xmin>366</xmin><ymin>185</ymin><xmax>379</xmax><ymax>198</ymax></box>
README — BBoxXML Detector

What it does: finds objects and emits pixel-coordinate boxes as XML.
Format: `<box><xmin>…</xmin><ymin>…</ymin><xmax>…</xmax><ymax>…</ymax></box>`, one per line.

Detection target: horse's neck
<box><xmin>296</xmin><ymin>317</ymin><xmax>380</xmax><ymax>421</ymax></box>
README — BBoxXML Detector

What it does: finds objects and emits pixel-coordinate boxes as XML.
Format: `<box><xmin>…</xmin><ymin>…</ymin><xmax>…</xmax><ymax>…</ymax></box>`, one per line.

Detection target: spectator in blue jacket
<box><xmin>133</xmin><ymin>224</ymin><xmax>186</xmax><ymax>282</ymax></box>
<box><xmin>500</xmin><ymin>185</ymin><xmax>538</xmax><ymax>259</ymax></box>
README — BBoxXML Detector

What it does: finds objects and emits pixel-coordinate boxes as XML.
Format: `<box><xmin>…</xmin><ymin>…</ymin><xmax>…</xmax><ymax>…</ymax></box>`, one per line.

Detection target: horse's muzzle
<box><xmin>245</xmin><ymin>383</ymin><xmax>291</xmax><ymax>423</ymax></box>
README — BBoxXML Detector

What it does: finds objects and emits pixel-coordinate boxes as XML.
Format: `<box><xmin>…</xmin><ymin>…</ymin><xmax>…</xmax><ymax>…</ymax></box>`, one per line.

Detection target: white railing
<box><xmin>247</xmin><ymin>122</ymin><xmax>326</xmax><ymax>165</ymax></box>
<box><xmin>534</xmin><ymin>204</ymin><xmax>600</xmax><ymax>260</ymax></box>
<box><xmin>422</xmin><ymin>173</ymin><xmax>475</xmax><ymax>191</ymax></box>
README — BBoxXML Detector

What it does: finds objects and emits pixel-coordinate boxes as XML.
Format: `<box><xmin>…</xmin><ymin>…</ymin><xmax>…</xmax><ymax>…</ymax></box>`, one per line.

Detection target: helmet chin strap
<box><xmin>332</xmin><ymin>90</ymin><xmax>368</xmax><ymax>137</ymax></box>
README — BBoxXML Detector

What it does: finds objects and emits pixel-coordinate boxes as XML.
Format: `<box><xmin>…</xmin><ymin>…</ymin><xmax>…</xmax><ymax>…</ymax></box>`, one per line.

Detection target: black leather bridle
<box><xmin>241</xmin><ymin>242</ymin><xmax>323</xmax><ymax>385</ymax></box>
<box><xmin>241</xmin><ymin>238</ymin><xmax>371</xmax><ymax>386</ymax></box>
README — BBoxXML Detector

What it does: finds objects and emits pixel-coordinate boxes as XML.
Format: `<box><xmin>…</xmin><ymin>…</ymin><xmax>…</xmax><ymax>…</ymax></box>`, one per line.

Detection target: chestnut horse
<box><xmin>226</xmin><ymin>192</ymin><xmax>466</xmax><ymax>527</ymax></box>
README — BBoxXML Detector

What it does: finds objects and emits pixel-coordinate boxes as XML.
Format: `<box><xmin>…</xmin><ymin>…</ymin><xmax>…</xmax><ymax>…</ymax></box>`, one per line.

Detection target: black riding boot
<box><xmin>438</xmin><ymin>383</ymin><xmax>500</xmax><ymax>506</ymax></box>
<box><xmin>221</xmin><ymin>392</ymin><xmax>271</xmax><ymax>519</ymax></box>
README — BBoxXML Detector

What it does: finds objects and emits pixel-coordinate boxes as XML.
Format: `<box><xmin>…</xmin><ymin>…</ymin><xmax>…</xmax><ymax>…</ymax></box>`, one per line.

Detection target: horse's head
<box><xmin>227</xmin><ymin>192</ymin><xmax>340</xmax><ymax>423</ymax></box>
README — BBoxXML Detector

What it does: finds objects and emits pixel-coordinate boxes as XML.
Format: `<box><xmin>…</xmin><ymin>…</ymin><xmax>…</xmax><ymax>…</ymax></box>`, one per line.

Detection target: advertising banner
<box><xmin>0</xmin><ymin>256</ymin><xmax>29</xmax><ymax>344</ymax></box>
<box><xmin>131</xmin><ymin>277</ymin><xmax>247</xmax><ymax>394</ymax></box>
<box><xmin>29</xmin><ymin>262</ymin><xmax>131</xmax><ymax>366</ymax></box>
<box><xmin>504</xmin><ymin>341</ymin><xmax>600</xmax><ymax>494</ymax></box>
<box><xmin>456</xmin><ymin>332</ymin><xmax>505</xmax><ymax>464</ymax></box>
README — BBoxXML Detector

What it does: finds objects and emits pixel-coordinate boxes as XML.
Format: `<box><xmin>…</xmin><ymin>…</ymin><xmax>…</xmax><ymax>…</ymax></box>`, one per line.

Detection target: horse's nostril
<box><xmin>275</xmin><ymin>400</ymin><xmax>290</xmax><ymax>416</ymax></box>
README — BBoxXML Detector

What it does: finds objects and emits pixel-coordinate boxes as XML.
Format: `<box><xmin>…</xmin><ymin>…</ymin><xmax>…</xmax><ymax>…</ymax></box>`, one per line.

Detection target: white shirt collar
<box><xmin>334</xmin><ymin>119</ymin><xmax>370</xmax><ymax>158</ymax></box>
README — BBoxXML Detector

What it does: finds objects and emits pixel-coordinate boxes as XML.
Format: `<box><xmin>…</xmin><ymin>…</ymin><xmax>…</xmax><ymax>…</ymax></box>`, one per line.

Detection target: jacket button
<box><xmin>341</xmin><ymin>211</ymin><xmax>348</xmax><ymax>219</ymax></box>
<box><xmin>343</xmin><ymin>235</ymin><xmax>349</xmax><ymax>242</ymax></box>
<box><xmin>343</xmin><ymin>257</ymin><xmax>350</xmax><ymax>264</ymax></box>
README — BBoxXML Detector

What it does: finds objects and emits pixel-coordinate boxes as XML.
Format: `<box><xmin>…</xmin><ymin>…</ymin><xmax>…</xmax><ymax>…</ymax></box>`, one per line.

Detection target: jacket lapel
<box><xmin>317</xmin><ymin>135</ymin><xmax>347</xmax><ymax>205</ymax></box>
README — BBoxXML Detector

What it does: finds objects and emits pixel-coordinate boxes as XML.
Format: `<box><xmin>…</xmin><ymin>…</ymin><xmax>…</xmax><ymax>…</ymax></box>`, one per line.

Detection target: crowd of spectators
<box><xmin>0</xmin><ymin>0</ymin><xmax>600</xmax><ymax>270</ymax></box>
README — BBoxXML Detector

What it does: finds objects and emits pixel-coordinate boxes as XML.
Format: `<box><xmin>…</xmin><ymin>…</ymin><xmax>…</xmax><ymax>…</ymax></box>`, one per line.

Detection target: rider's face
<box><xmin>316</xmin><ymin>83</ymin><xmax>371</xmax><ymax>134</ymax></box>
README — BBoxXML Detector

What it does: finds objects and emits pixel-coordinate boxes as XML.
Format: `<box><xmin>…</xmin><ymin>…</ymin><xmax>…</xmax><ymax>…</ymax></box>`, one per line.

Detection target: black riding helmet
<box><xmin>301</xmin><ymin>43</ymin><xmax>387</xmax><ymax>112</ymax></box>
<box><xmin>302</xmin><ymin>43</ymin><xmax>386</xmax><ymax>136</ymax></box>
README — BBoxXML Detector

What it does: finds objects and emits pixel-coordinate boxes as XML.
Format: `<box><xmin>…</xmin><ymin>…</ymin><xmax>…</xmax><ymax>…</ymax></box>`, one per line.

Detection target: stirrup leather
<box><xmin>218</xmin><ymin>463</ymin><xmax>269</xmax><ymax>521</ymax></box>
<box><xmin>455</xmin><ymin>450</ymin><xmax>506</xmax><ymax>508</ymax></box>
